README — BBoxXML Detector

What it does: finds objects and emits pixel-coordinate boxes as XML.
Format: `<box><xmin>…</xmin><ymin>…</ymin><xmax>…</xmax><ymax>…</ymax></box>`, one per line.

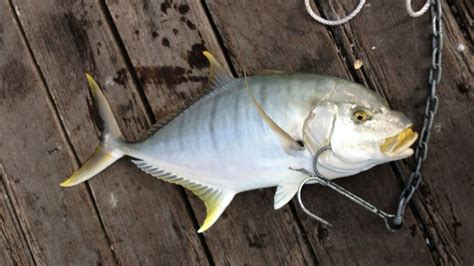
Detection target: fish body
<box><xmin>61</xmin><ymin>52</ymin><xmax>418</xmax><ymax>232</ymax></box>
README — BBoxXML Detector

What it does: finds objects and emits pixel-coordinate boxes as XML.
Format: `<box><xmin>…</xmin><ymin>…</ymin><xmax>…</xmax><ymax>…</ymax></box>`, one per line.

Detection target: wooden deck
<box><xmin>0</xmin><ymin>0</ymin><xmax>472</xmax><ymax>264</ymax></box>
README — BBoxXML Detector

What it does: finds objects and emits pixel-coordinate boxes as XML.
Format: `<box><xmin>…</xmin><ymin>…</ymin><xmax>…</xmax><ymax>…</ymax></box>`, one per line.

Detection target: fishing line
<box><xmin>298</xmin><ymin>0</ymin><xmax>443</xmax><ymax>231</ymax></box>
<box><xmin>305</xmin><ymin>0</ymin><xmax>430</xmax><ymax>26</ymax></box>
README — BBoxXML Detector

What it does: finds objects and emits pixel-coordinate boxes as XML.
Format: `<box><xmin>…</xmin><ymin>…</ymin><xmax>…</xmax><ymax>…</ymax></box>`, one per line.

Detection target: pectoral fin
<box><xmin>244</xmin><ymin>75</ymin><xmax>304</xmax><ymax>155</ymax></box>
<box><xmin>274</xmin><ymin>182</ymin><xmax>300</xmax><ymax>209</ymax></box>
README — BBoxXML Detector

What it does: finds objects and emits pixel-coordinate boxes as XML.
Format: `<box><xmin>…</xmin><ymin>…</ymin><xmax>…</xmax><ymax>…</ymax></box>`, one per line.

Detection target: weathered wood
<box><xmin>10</xmin><ymin>0</ymin><xmax>208</xmax><ymax>264</ymax></box>
<box><xmin>205</xmin><ymin>0</ymin><xmax>436</xmax><ymax>265</ymax></box>
<box><xmin>104</xmin><ymin>0</ymin><xmax>317</xmax><ymax>264</ymax></box>
<box><xmin>0</xmin><ymin>164</ymin><xmax>33</xmax><ymax>266</ymax></box>
<box><xmin>450</xmin><ymin>0</ymin><xmax>473</xmax><ymax>41</ymax></box>
<box><xmin>1</xmin><ymin>0</ymin><xmax>471</xmax><ymax>264</ymax></box>
<box><xmin>105</xmin><ymin>0</ymin><xmax>227</xmax><ymax>118</ymax></box>
<box><xmin>316</xmin><ymin>0</ymin><xmax>473</xmax><ymax>263</ymax></box>
<box><xmin>0</xmin><ymin>1</ymin><xmax>115</xmax><ymax>264</ymax></box>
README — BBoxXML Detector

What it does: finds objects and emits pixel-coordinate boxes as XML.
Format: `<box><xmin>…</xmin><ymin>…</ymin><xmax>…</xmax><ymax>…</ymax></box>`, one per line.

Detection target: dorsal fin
<box><xmin>243</xmin><ymin>74</ymin><xmax>304</xmax><ymax>155</ymax></box>
<box><xmin>132</xmin><ymin>159</ymin><xmax>235</xmax><ymax>233</ymax></box>
<box><xmin>203</xmin><ymin>51</ymin><xmax>234</xmax><ymax>90</ymax></box>
<box><xmin>139</xmin><ymin>111</ymin><xmax>182</xmax><ymax>140</ymax></box>
<box><xmin>138</xmin><ymin>51</ymin><xmax>234</xmax><ymax>140</ymax></box>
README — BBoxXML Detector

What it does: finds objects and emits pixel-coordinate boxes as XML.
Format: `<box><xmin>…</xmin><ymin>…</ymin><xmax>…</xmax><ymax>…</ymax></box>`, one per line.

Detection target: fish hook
<box><xmin>296</xmin><ymin>145</ymin><xmax>333</xmax><ymax>227</ymax></box>
<box><xmin>295</xmin><ymin>145</ymin><xmax>400</xmax><ymax>231</ymax></box>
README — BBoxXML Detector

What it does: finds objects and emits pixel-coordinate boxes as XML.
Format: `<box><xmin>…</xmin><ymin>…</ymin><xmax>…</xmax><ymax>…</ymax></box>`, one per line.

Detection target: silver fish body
<box><xmin>60</xmin><ymin>52</ymin><xmax>417</xmax><ymax>232</ymax></box>
<box><xmin>128</xmin><ymin>74</ymin><xmax>381</xmax><ymax>190</ymax></box>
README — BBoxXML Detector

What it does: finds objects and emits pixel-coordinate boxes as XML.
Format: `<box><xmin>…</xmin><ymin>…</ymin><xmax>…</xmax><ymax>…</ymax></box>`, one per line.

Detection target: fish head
<box><xmin>329</xmin><ymin>103</ymin><xmax>418</xmax><ymax>162</ymax></box>
<box><xmin>302</xmin><ymin>83</ymin><xmax>417</xmax><ymax>176</ymax></box>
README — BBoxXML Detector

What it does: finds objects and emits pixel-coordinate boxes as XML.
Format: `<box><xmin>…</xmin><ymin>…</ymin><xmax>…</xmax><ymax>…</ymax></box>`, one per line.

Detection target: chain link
<box><xmin>392</xmin><ymin>0</ymin><xmax>443</xmax><ymax>227</ymax></box>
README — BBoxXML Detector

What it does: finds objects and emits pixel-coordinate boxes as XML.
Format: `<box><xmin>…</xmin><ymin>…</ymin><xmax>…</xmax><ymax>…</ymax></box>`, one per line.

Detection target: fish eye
<box><xmin>353</xmin><ymin>110</ymin><xmax>368</xmax><ymax>123</ymax></box>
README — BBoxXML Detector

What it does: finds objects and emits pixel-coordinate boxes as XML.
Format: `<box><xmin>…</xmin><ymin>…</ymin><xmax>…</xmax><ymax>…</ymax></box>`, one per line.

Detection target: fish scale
<box><xmin>60</xmin><ymin>52</ymin><xmax>418</xmax><ymax>232</ymax></box>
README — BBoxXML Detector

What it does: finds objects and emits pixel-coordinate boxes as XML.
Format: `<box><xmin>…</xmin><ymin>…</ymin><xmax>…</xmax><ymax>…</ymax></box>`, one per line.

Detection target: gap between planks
<box><xmin>314</xmin><ymin>0</ymin><xmax>471</xmax><ymax>263</ymax></box>
<box><xmin>201</xmin><ymin>0</ymin><xmax>322</xmax><ymax>262</ymax></box>
<box><xmin>309</xmin><ymin>0</ymin><xmax>440</xmax><ymax>262</ymax></box>
<box><xmin>7</xmin><ymin>0</ymin><xmax>120</xmax><ymax>263</ymax></box>
<box><xmin>7</xmin><ymin>0</ymin><xmax>468</xmax><ymax>264</ymax></box>
<box><xmin>98</xmin><ymin>0</ymin><xmax>217</xmax><ymax>263</ymax></box>
<box><xmin>201</xmin><ymin>0</ymin><xmax>322</xmax><ymax>263</ymax></box>
<box><xmin>0</xmin><ymin>162</ymin><xmax>36</xmax><ymax>265</ymax></box>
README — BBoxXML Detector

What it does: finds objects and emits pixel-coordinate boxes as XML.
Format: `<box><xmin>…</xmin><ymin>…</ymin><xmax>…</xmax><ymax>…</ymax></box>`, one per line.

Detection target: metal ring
<box><xmin>304</xmin><ymin>0</ymin><xmax>366</xmax><ymax>26</ymax></box>
<box><xmin>406</xmin><ymin>0</ymin><xmax>430</xmax><ymax>17</ymax></box>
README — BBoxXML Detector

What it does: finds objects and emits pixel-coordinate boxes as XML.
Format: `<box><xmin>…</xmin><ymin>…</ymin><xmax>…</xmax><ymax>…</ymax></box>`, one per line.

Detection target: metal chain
<box><xmin>298</xmin><ymin>0</ymin><xmax>443</xmax><ymax>230</ymax></box>
<box><xmin>392</xmin><ymin>0</ymin><xmax>443</xmax><ymax>227</ymax></box>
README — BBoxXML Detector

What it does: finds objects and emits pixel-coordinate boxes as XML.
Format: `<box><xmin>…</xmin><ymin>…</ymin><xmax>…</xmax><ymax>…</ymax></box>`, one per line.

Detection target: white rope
<box><xmin>305</xmin><ymin>0</ymin><xmax>430</xmax><ymax>26</ymax></box>
<box><xmin>304</xmin><ymin>0</ymin><xmax>366</xmax><ymax>26</ymax></box>
<box><xmin>406</xmin><ymin>0</ymin><xmax>431</xmax><ymax>17</ymax></box>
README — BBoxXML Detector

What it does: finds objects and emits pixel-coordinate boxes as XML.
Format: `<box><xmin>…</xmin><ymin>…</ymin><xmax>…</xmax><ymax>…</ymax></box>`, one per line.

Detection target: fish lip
<box><xmin>380</xmin><ymin>126</ymin><xmax>418</xmax><ymax>157</ymax></box>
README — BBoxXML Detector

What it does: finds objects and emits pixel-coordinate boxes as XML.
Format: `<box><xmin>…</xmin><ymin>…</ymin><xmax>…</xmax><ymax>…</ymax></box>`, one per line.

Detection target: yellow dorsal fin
<box><xmin>203</xmin><ymin>51</ymin><xmax>234</xmax><ymax>91</ymax></box>
<box><xmin>132</xmin><ymin>159</ymin><xmax>235</xmax><ymax>233</ymax></box>
<box><xmin>243</xmin><ymin>73</ymin><xmax>304</xmax><ymax>154</ymax></box>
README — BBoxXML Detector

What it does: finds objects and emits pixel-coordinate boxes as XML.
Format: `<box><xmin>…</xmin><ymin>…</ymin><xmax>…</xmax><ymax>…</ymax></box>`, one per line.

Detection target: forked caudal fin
<box><xmin>61</xmin><ymin>53</ymin><xmax>237</xmax><ymax>232</ymax></box>
<box><xmin>60</xmin><ymin>74</ymin><xmax>126</xmax><ymax>187</ymax></box>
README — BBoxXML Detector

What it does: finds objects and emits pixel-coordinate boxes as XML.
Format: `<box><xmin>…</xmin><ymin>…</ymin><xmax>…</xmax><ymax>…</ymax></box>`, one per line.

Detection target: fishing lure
<box><xmin>60</xmin><ymin>52</ymin><xmax>418</xmax><ymax>232</ymax></box>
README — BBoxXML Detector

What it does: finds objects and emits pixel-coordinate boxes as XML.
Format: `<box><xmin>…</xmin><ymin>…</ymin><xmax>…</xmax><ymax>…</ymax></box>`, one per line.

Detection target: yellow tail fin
<box><xmin>60</xmin><ymin>74</ymin><xmax>125</xmax><ymax>187</ymax></box>
<box><xmin>60</xmin><ymin>147</ymin><xmax>120</xmax><ymax>187</ymax></box>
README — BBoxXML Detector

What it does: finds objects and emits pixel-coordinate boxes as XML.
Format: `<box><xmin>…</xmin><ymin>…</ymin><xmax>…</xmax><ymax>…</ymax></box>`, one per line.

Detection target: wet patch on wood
<box><xmin>187</xmin><ymin>43</ymin><xmax>207</xmax><ymax>70</ymax></box>
<box><xmin>136</xmin><ymin>65</ymin><xmax>207</xmax><ymax>88</ymax></box>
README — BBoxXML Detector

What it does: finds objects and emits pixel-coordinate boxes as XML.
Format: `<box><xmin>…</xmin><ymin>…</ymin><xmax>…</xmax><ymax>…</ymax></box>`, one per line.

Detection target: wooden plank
<box><xmin>104</xmin><ymin>0</ymin><xmax>317</xmax><ymax>264</ymax></box>
<box><xmin>10</xmin><ymin>0</ymin><xmax>208</xmax><ymax>264</ymax></box>
<box><xmin>0</xmin><ymin>164</ymin><xmax>33</xmax><ymax>266</ymax></box>
<box><xmin>316</xmin><ymin>0</ymin><xmax>473</xmax><ymax>263</ymax></box>
<box><xmin>105</xmin><ymin>0</ymin><xmax>229</xmax><ymax>117</ymax></box>
<box><xmin>0</xmin><ymin>1</ymin><xmax>115</xmax><ymax>264</ymax></box>
<box><xmin>204</xmin><ymin>0</ymin><xmax>436</xmax><ymax>265</ymax></box>
<box><xmin>450</xmin><ymin>0</ymin><xmax>473</xmax><ymax>41</ymax></box>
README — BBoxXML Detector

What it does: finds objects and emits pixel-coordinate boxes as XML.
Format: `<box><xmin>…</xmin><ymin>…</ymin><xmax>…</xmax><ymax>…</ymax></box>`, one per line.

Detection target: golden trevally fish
<box><xmin>60</xmin><ymin>52</ymin><xmax>418</xmax><ymax>232</ymax></box>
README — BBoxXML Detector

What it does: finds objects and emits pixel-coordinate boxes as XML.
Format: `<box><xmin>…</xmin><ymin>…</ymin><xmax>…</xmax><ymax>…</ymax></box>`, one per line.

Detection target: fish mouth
<box><xmin>380</xmin><ymin>127</ymin><xmax>418</xmax><ymax>157</ymax></box>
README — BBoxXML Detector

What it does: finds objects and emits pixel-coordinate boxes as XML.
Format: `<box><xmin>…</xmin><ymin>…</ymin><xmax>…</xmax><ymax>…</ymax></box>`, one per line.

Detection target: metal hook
<box><xmin>297</xmin><ymin>177</ymin><xmax>332</xmax><ymax>227</ymax></box>
<box><xmin>295</xmin><ymin>145</ymin><xmax>400</xmax><ymax>231</ymax></box>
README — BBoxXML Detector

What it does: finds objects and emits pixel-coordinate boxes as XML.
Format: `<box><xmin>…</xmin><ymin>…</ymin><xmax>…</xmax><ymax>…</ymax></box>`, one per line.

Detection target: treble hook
<box><xmin>295</xmin><ymin>145</ymin><xmax>400</xmax><ymax>231</ymax></box>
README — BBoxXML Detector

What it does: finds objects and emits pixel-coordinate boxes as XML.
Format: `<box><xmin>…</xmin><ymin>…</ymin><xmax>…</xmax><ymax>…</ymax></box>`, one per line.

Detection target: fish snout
<box><xmin>380</xmin><ymin>127</ymin><xmax>418</xmax><ymax>157</ymax></box>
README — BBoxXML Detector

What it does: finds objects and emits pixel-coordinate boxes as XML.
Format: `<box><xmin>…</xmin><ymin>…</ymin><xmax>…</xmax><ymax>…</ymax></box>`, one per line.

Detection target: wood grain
<box><xmin>450</xmin><ymin>0</ymin><xmax>473</xmax><ymax>41</ymax></box>
<box><xmin>104</xmin><ymin>0</ymin><xmax>317</xmax><ymax>264</ymax></box>
<box><xmin>204</xmin><ymin>0</ymin><xmax>435</xmax><ymax>265</ymax></box>
<box><xmin>0</xmin><ymin>164</ymin><xmax>33</xmax><ymax>266</ymax></box>
<box><xmin>315</xmin><ymin>0</ymin><xmax>473</xmax><ymax>263</ymax></box>
<box><xmin>105</xmin><ymin>0</ymin><xmax>228</xmax><ymax>118</ymax></box>
<box><xmin>10</xmin><ymin>0</ymin><xmax>208</xmax><ymax>264</ymax></box>
<box><xmin>0</xmin><ymin>1</ymin><xmax>115</xmax><ymax>263</ymax></box>
<box><xmin>1</xmin><ymin>0</ymin><xmax>471</xmax><ymax>264</ymax></box>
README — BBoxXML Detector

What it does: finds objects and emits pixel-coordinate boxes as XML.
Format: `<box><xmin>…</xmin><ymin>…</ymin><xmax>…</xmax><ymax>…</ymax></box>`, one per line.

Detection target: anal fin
<box><xmin>198</xmin><ymin>191</ymin><xmax>234</xmax><ymax>233</ymax></box>
<box><xmin>132</xmin><ymin>159</ymin><xmax>235</xmax><ymax>233</ymax></box>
